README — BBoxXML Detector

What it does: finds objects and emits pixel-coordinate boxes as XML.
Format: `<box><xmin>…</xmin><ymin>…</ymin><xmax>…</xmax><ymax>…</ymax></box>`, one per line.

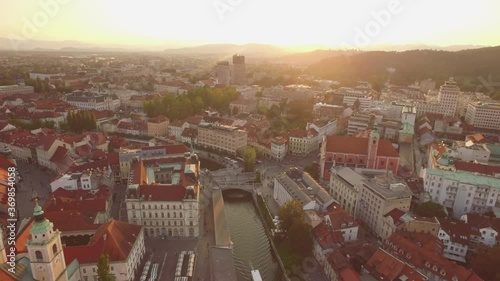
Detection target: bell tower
<box><xmin>27</xmin><ymin>200</ymin><xmax>67</xmax><ymax>281</ymax></box>
<box><xmin>367</xmin><ymin>130</ymin><xmax>380</xmax><ymax>169</ymax></box>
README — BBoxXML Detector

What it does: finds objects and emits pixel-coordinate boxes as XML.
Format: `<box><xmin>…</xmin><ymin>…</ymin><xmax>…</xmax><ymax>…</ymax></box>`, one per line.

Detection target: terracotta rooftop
<box><xmin>385</xmin><ymin>231</ymin><xmax>483</xmax><ymax>281</ymax></box>
<box><xmin>325</xmin><ymin>135</ymin><xmax>400</xmax><ymax>157</ymax></box>
<box><xmin>64</xmin><ymin>220</ymin><xmax>142</xmax><ymax>265</ymax></box>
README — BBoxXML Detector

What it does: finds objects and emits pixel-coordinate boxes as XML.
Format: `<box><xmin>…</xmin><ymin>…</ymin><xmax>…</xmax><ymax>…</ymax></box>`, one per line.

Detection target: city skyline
<box><xmin>1</xmin><ymin>0</ymin><xmax>500</xmax><ymax>51</ymax></box>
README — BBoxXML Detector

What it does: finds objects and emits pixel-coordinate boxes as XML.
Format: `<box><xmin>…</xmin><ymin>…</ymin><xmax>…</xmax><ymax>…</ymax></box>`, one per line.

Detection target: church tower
<box><xmin>27</xmin><ymin>200</ymin><xmax>67</xmax><ymax>281</ymax></box>
<box><xmin>367</xmin><ymin>130</ymin><xmax>380</xmax><ymax>169</ymax></box>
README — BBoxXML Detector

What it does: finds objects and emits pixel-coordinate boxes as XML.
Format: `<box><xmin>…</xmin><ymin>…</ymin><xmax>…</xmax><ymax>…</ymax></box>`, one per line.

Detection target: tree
<box><xmin>242</xmin><ymin>146</ymin><xmax>256</xmax><ymax>172</ymax></box>
<box><xmin>304</xmin><ymin>162</ymin><xmax>320</xmax><ymax>181</ymax></box>
<box><xmin>97</xmin><ymin>254</ymin><xmax>116</xmax><ymax>281</ymax></box>
<box><xmin>414</xmin><ymin>201</ymin><xmax>447</xmax><ymax>218</ymax></box>
<box><xmin>469</xmin><ymin>244</ymin><xmax>500</xmax><ymax>281</ymax></box>
<box><xmin>289</xmin><ymin>220</ymin><xmax>313</xmax><ymax>256</ymax></box>
<box><xmin>231</xmin><ymin>106</ymin><xmax>239</xmax><ymax>116</ymax></box>
<box><xmin>278</xmin><ymin>200</ymin><xmax>305</xmax><ymax>235</ymax></box>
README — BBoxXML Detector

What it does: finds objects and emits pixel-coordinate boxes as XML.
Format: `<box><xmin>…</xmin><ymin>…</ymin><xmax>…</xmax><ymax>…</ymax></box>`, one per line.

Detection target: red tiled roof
<box><xmin>76</xmin><ymin>144</ymin><xmax>91</xmax><ymax>157</ymax></box>
<box><xmin>327</xmin><ymin>203</ymin><xmax>358</xmax><ymax>230</ymax></box>
<box><xmin>181</xmin><ymin>128</ymin><xmax>198</xmax><ymax>138</ymax></box>
<box><xmin>184</xmin><ymin>115</ymin><xmax>203</xmax><ymax>125</ymax></box>
<box><xmin>52</xmin><ymin>186</ymin><xmax>110</xmax><ymax>200</ymax></box>
<box><xmin>289</xmin><ymin>128</ymin><xmax>307</xmax><ymax>138</ymax></box>
<box><xmin>325</xmin><ymin>135</ymin><xmax>399</xmax><ymax>157</ymax></box>
<box><xmin>437</xmin><ymin>218</ymin><xmax>479</xmax><ymax>246</ymax></box>
<box><xmin>137</xmin><ymin>185</ymin><xmax>189</xmax><ymax>201</ymax></box>
<box><xmin>37</xmin><ymin>135</ymin><xmax>57</xmax><ymax>150</ymax></box>
<box><xmin>339</xmin><ymin>268</ymin><xmax>361</xmax><ymax>281</ymax></box>
<box><xmin>463</xmin><ymin>213</ymin><xmax>500</xmax><ymax>235</ymax></box>
<box><xmin>64</xmin><ymin>220</ymin><xmax>142</xmax><ymax>265</ymax></box>
<box><xmin>50</xmin><ymin>146</ymin><xmax>69</xmax><ymax>162</ymax></box>
<box><xmin>15</xmin><ymin>219</ymin><xmax>34</xmax><ymax>254</ymax></box>
<box><xmin>44</xmin><ymin>210</ymin><xmax>101</xmax><ymax>232</ymax></box>
<box><xmin>68</xmin><ymin>152</ymin><xmax>119</xmax><ymax>173</ymax></box>
<box><xmin>141</xmin><ymin>144</ymin><xmax>189</xmax><ymax>154</ymax></box>
<box><xmin>366</xmin><ymin>248</ymin><xmax>407</xmax><ymax>280</ymax></box>
<box><xmin>0</xmin><ymin>269</ymin><xmax>16</xmax><ymax>281</ymax></box>
<box><xmin>312</xmin><ymin>222</ymin><xmax>344</xmax><ymax>249</ymax></box>
<box><xmin>45</xmin><ymin>196</ymin><xmax>107</xmax><ymax>214</ymax></box>
<box><xmin>148</xmin><ymin>115</ymin><xmax>169</xmax><ymax>123</ymax></box>
<box><xmin>385</xmin><ymin>231</ymin><xmax>483</xmax><ymax>281</ymax></box>
<box><xmin>454</xmin><ymin>161</ymin><xmax>500</xmax><ymax>176</ymax></box>
<box><xmin>383</xmin><ymin>208</ymin><xmax>406</xmax><ymax>226</ymax></box>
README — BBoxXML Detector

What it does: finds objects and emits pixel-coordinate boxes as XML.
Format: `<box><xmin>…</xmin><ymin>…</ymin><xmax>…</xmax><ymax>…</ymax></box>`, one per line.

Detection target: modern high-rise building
<box><xmin>231</xmin><ymin>55</ymin><xmax>246</xmax><ymax>85</ymax></box>
<box><xmin>465</xmin><ymin>101</ymin><xmax>500</xmax><ymax>130</ymax></box>
<box><xmin>215</xmin><ymin>61</ymin><xmax>230</xmax><ymax>86</ymax></box>
<box><xmin>437</xmin><ymin>77</ymin><xmax>461</xmax><ymax>117</ymax></box>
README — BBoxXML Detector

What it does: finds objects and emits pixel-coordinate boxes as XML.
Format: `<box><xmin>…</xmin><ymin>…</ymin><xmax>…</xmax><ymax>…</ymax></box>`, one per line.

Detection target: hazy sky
<box><xmin>1</xmin><ymin>0</ymin><xmax>500</xmax><ymax>49</ymax></box>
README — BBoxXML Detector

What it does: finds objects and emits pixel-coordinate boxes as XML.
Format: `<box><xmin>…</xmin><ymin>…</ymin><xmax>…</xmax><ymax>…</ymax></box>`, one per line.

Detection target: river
<box><xmin>223</xmin><ymin>191</ymin><xmax>280</xmax><ymax>281</ymax></box>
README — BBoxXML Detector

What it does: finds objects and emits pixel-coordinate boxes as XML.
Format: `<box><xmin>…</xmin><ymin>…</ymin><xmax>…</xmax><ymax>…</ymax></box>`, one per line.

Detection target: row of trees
<box><xmin>144</xmin><ymin>87</ymin><xmax>239</xmax><ymax>120</ymax></box>
<box><xmin>63</xmin><ymin>111</ymin><xmax>97</xmax><ymax>132</ymax></box>
<box><xmin>9</xmin><ymin>118</ymin><xmax>55</xmax><ymax>130</ymax></box>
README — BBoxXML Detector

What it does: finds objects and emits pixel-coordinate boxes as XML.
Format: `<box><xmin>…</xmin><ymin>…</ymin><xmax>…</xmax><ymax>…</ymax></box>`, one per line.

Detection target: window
<box><xmin>92</xmin><ymin>268</ymin><xmax>96</xmax><ymax>273</ymax></box>
<box><xmin>52</xmin><ymin>244</ymin><xmax>57</xmax><ymax>255</ymax></box>
<box><xmin>35</xmin><ymin>251</ymin><xmax>43</xmax><ymax>261</ymax></box>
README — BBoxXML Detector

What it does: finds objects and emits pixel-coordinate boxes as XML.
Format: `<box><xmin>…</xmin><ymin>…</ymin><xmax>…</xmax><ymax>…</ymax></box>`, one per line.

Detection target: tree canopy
<box><xmin>307</xmin><ymin>47</ymin><xmax>500</xmax><ymax>91</ymax></box>
<box><xmin>97</xmin><ymin>254</ymin><xmax>116</xmax><ymax>281</ymax></box>
<box><xmin>414</xmin><ymin>201</ymin><xmax>447</xmax><ymax>218</ymax></box>
<box><xmin>242</xmin><ymin>146</ymin><xmax>256</xmax><ymax>172</ymax></box>
<box><xmin>144</xmin><ymin>86</ymin><xmax>239</xmax><ymax>120</ymax></box>
<box><xmin>66</xmin><ymin>111</ymin><xmax>97</xmax><ymax>133</ymax></box>
<box><xmin>277</xmin><ymin>200</ymin><xmax>312</xmax><ymax>256</ymax></box>
<box><xmin>304</xmin><ymin>163</ymin><xmax>320</xmax><ymax>181</ymax></box>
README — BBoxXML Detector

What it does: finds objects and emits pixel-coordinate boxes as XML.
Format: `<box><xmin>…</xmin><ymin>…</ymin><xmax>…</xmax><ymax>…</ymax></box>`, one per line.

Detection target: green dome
<box><xmin>33</xmin><ymin>200</ymin><xmax>44</xmax><ymax>217</ymax></box>
<box><xmin>30</xmin><ymin>200</ymin><xmax>53</xmax><ymax>236</ymax></box>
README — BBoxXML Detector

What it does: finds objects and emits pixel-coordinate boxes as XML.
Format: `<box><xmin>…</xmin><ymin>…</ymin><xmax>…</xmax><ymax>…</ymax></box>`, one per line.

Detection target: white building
<box><xmin>329</xmin><ymin>167</ymin><xmax>412</xmax><ymax>238</ymax></box>
<box><xmin>273</xmin><ymin>168</ymin><xmax>335</xmax><ymax>219</ymax></box>
<box><xmin>125</xmin><ymin>153</ymin><xmax>200</xmax><ymax>237</ymax></box>
<box><xmin>438</xmin><ymin>77</ymin><xmax>461</xmax><ymax>117</ymax></box>
<box><xmin>215</xmin><ymin>61</ymin><xmax>230</xmax><ymax>86</ymax></box>
<box><xmin>0</xmin><ymin>84</ymin><xmax>34</xmax><ymax>96</ymax></box>
<box><xmin>270</xmin><ymin>136</ymin><xmax>287</xmax><ymax>162</ymax></box>
<box><xmin>63</xmin><ymin>90</ymin><xmax>120</xmax><ymax>111</ymax></box>
<box><xmin>465</xmin><ymin>101</ymin><xmax>500</xmax><ymax>130</ymax></box>
<box><xmin>423</xmin><ymin>168</ymin><xmax>500</xmax><ymax>218</ymax></box>
<box><xmin>347</xmin><ymin>113</ymin><xmax>372</xmax><ymax>136</ymax></box>
<box><xmin>306</xmin><ymin>119</ymin><xmax>337</xmax><ymax>138</ymax></box>
<box><xmin>50</xmin><ymin>172</ymin><xmax>99</xmax><ymax>193</ymax></box>
<box><xmin>460</xmin><ymin>213</ymin><xmax>500</xmax><ymax>247</ymax></box>
<box><xmin>437</xmin><ymin>218</ymin><xmax>473</xmax><ymax>263</ymax></box>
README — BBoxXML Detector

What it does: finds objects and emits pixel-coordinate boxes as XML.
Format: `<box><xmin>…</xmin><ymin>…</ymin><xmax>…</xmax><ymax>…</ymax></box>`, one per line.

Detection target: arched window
<box><xmin>179</xmin><ymin>212</ymin><xmax>183</xmax><ymax>218</ymax></box>
<box><xmin>52</xmin><ymin>244</ymin><xmax>57</xmax><ymax>255</ymax></box>
<box><xmin>35</xmin><ymin>250</ymin><xmax>43</xmax><ymax>261</ymax></box>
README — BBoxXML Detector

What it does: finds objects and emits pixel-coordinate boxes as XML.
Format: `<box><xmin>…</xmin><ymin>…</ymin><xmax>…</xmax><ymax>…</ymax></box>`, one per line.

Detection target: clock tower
<box><xmin>367</xmin><ymin>130</ymin><xmax>380</xmax><ymax>169</ymax></box>
<box><xmin>27</xmin><ymin>200</ymin><xmax>67</xmax><ymax>281</ymax></box>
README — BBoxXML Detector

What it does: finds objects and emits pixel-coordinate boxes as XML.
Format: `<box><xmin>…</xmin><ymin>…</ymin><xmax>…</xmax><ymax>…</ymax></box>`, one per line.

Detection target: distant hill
<box><xmin>276</xmin><ymin>49</ymin><xmax>360</xmax><ymax>65</ymax></box>
<box><xmin>306</xmin><ymin>46</ymin><xmax>500</xmax><ymax>91</ymax></box>
<box><xmin>163</xmin><ymin>43</ymin><xmax>288</xmax><ymax>58</ymax></box>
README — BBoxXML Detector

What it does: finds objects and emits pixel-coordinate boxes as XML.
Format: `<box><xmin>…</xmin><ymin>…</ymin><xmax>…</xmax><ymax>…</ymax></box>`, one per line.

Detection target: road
<box><xmin>15</xmin><ymin>162</ymin><xmax>55</xmax><ymax>220</ymax></box>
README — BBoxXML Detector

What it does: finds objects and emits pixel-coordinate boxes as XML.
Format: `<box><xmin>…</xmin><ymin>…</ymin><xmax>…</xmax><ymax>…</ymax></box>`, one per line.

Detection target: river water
<box><xmin>223</xmin><ymin>191</ymin><xmax>280</xmax><ymax>281</ymax></box>
<box><xmin>200</xmin><ymin>157</ymin><xmax>280</xmax><ymax>281</ymax></box>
